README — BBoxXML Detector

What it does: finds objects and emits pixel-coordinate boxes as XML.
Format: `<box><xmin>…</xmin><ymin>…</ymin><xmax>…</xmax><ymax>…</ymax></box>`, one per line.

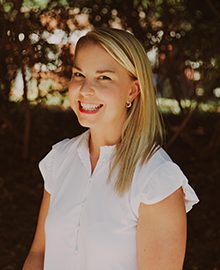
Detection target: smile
<box><xmin>79</xmin><ymin>101</ymin><xmax>103</xmax><ymax>113</ymax></box>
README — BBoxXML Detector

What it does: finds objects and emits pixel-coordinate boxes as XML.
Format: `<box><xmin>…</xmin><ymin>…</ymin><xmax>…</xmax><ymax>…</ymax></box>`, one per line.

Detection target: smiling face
<box><xmin>68</xmin><ymin>42</ymin><xmax>139</xmax><ymax>133</ymax></box>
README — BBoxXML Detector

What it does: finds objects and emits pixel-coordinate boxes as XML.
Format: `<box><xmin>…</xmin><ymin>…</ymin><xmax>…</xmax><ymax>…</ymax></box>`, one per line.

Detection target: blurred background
<box><xmin>0</xmin><ymin>0</ymin><xmax>219</xmax><ymax>269</ymax></box>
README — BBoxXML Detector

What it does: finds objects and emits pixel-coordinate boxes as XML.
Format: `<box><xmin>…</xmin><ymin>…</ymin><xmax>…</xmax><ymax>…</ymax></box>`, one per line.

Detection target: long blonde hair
<box><xmin>75</xmin><ymin>28</ymin><xmax>164</xmax><ymax>195</ymax></box>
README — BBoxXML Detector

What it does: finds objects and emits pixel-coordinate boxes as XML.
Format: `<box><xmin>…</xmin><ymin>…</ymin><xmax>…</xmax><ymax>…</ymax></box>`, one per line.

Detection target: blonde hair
<box><xmin>75</xmin><ymin>28</ymin><xmax>164</xmax><ymax>195</ymax></box>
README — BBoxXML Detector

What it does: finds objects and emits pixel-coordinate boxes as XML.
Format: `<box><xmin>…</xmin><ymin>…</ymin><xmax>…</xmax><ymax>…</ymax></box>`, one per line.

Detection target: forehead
<box><xmin>75</xmin><ymin>42</ymin><xmax>111</xmax><ymax>61</ymax></box>
<box><xmin>74</xmin><ymin>42</ymin><xmax>123</xmax><ymax>71</ymax></box>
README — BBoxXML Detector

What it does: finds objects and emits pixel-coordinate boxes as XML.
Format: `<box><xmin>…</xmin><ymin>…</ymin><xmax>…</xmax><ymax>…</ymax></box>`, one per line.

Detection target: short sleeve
<box><xmin>135</xmin><ymin>161</ymin><xmax>199</xmax><ymax>214</ymax></box>
<box><xmin>38</xmin><ymin>139</ymin><xmax>70</xmax><ymax>194</ymax></box>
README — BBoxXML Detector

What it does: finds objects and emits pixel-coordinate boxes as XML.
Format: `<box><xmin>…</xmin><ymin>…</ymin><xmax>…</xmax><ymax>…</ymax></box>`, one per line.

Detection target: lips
<box><xmin>78</xmin><ymin>101</ymin><xmax>103</xmax><ymax>113</ymax></box>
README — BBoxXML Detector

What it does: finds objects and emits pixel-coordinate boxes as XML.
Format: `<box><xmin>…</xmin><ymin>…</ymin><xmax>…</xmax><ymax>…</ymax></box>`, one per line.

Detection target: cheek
<box><xmin>68</xmin><ymin>89</ymin><xmax>74</xmax><ymax>104</ymax></box>
<box><xmin>103</xmin><ymin>88</ymin><xmax>127</xmax><ymax>107</ymax></box>
<box><xmin>68</xmin><ymin>84</ymin><xmax>79</xmax><ymax>110</ymax></box>
<box><xmin>68</xmin><ymin>81</ymin><xmax>79</xmax><ymax>98</ymax></box>
<box><xmin>105</xmin><ymin>93</ymin><xmax>127</xmax><ymax>115</ymax></box>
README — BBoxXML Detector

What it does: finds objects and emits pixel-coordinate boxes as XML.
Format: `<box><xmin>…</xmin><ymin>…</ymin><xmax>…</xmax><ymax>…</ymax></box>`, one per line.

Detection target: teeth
<box><xmin>80</xmin><ymin>102</ymin><xmax>102</xmax><ymax>111</ymax></box>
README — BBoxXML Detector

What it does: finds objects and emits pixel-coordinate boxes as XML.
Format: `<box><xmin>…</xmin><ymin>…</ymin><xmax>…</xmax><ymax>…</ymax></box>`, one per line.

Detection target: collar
<box><xmin>77</xmin><ymin>129</ymin><xmax>117</xmax><ymax>155</ymax></box>
<box><xmin>76</xmin><ymin>130</ymin><xmax>116</xmax><ymax>175</ymax></box>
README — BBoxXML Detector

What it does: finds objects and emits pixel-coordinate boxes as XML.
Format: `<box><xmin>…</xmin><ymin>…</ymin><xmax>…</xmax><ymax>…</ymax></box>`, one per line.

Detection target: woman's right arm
<box><xmin>22</xmin><ymin>190</ymin><xmax>50</xmax><ymax>270</ymax></box>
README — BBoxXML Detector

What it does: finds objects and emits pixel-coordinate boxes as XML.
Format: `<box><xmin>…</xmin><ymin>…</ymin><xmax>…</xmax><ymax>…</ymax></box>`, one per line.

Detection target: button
<box><xmin>75</xmin><ymin>227</ymin><xmax>80</xmax><ymax>253</ymax></box>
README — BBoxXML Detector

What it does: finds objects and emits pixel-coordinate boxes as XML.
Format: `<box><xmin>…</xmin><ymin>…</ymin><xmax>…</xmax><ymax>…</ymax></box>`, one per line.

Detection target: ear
<box><xmin>128</xmin><ymin>80</ymin><xmax>140</xmax><ymax>102</ymax></box>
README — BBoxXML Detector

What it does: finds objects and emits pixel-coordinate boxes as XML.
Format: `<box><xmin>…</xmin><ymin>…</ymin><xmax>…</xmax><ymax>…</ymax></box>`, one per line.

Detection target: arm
<box><xmin>22</xmin><ymin>190</ymin><xmax>50</xmax><ymax>270</ymax></box>
<box><xmin>137</xmin><ymin>187</ymin><xmax>187</xmax><ymax>270</ymax></box>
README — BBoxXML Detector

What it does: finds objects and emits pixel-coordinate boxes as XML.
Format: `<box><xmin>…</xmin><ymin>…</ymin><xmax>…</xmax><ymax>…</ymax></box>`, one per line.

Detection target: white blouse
<box><xmin>39</xmin><ymin>130</ymin><xmax>199</xmax><ymax>270</ymax></box>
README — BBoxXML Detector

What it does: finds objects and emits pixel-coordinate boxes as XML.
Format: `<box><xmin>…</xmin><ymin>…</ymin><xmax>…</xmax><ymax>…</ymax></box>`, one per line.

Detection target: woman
<box><xmin>23</xmin><ymin>27</ymin><xmax>199</xmax><ymax>270</ymax></box>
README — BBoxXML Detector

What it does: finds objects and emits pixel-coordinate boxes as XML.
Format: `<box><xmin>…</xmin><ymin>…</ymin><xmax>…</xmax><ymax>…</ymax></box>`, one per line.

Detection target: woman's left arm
<box><xmin>137</xmin><ymin>187</ymin><xmax>187</xmax><ymax>270</ymax></box>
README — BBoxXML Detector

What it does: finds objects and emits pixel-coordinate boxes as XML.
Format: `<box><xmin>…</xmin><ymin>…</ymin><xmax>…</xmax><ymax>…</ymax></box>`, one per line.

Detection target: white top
<box><xmin>39</xmin><ymin>130</ymin><xmax>199</xmax><ymax>270</ymax></box>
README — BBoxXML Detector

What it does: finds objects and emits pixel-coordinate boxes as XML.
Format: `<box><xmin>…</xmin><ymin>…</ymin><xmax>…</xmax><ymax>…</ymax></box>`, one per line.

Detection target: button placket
<box><xmin>74</xmin><ymin>175</ymin><xmax>93</xmax><ymax>253</ymax></box>
<box><xmin>73</xmin><ymin>141</ymin><xmax>114</xmax><ymax>254</ymax></box>
<box><xmin>74</xmin><ymin>225</ymin><xmax>80</xmax><ymax>253</ymax></box>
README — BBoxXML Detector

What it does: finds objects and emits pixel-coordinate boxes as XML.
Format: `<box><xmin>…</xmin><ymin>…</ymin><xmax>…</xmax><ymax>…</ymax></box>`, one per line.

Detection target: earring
<box><xmin>126</xmin><ymin>101</ymin><xmax>132</xmax><ymax>108</ymax></box>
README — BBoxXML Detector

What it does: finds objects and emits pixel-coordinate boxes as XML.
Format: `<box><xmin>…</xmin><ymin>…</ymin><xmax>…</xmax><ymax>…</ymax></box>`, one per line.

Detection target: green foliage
<box><xmin>22</xmin><ymin>0</ymin><xmax>69</xmax><ymax>10</ymax></box>
<box><xmin>2</xmin><ymin>1</ymin><xmax>13</xmax><ymax>12</ymax></box>
<box><xmin>23</xmin><ymin>0</ymin><xmax>50</xmax><ymax>10</ymax></box>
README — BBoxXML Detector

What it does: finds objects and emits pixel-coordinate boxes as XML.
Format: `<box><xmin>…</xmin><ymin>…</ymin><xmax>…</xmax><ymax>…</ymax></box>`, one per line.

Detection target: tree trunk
<box><xmin>21</xmin><ymin>62</ymin><xmax>31</xmax><ymax>159</ymax></box>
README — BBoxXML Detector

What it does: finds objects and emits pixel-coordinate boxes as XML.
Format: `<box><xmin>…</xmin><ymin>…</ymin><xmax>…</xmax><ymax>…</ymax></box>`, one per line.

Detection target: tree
<box><xmin>0</xmin><ymin>0</ymin><xmax>63</xmax><ymax>157</ymax></box>
<box><xmin>1</xmin><ymin>0</ymin><xmax>219</xmax><ymax>154</ymax></box>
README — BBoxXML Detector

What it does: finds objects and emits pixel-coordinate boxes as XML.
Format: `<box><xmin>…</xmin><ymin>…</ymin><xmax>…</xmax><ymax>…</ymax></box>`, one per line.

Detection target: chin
<box><xmin>78</xmin><ymin>118</ymin><xmax>96</xmax><ymax>129</ymax></box>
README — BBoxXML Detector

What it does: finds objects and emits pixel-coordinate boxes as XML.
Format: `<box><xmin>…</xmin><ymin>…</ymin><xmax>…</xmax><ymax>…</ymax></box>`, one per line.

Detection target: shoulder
<box><xmin>39</xmin><ymin>130</ymin><xmax>89</xmax><ymax>174</ymax></box>
<box><xmin>130</xmin><ymin>146</ymin><xmax>199</xmax><ymax>216</ymax></box>
<box><xmin>38</xmin><ymin>130</ymin><xmax>89</xmax><ymax>194</ymax></box>
<box><xmin>52</xmin><ymin>130</ymin><xmax>87</xmax><ymax>151</ymax></box>
<box><xmin>48</xmin><ymin>129</ymin><xmax>89</xmax><ymax>158</ymax></box>
<box><xmin>133</xmin><ymin>146</ymin><xmax>187</xmax><ymax>194</ymax></box>
<box><xmin>134</xmin><ymin>146</ymin><xmax>174</xmax><ymax>181</ymax></box>
<box><xmin>131</xmin><ymin>147</ymin><xmax>176</xmax><ymax>200</ymax></box>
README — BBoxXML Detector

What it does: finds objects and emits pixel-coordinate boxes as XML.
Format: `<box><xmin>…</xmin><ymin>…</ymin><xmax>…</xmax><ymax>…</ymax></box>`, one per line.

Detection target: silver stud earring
<box><xmin>126</xmin><ymin>101</ymin><xmax>132</xmax><ymax>108</ymax></box>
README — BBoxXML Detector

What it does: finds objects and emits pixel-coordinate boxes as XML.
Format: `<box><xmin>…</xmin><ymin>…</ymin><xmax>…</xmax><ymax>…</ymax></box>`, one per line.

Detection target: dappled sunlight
<box><xmin>213</xmin><ymin>87</ymin><xmax>220</xmax><ymax>98</ymax></box>
<box><xmin>158</xmin><ymin>98</ymin><xmax>219</xmax><ymax>114</ymax></box>
<box><xmin>3</xmin><ymin>0</ymin><xmax>220</xmax><ymax>114</ymax></box>
<box><xmin>1</xmin><ymin>1</ymin><xmax>220</xmax><ymax>269</ymax></box>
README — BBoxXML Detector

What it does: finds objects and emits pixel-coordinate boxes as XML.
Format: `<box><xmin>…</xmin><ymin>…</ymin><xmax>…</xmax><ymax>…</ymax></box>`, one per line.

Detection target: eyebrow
<box><xmin>73</xmin><ymin>65</ymin><xmax>116</xmax><ymax>74</ymax></box>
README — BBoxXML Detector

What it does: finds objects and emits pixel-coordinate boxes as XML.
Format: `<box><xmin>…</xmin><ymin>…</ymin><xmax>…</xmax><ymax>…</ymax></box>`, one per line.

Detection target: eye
<box><xmin>72</xmin><ymin>72</ymin><xmax>84</xmax><ymax>78</ymax></box>
<box><xmin>99</xmin><ymin>75</ymin><xmax>111</xmax><ymax>80</ymax></box>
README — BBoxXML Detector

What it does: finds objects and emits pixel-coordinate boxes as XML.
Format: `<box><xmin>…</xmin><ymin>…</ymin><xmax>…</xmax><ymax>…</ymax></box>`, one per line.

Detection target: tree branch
<box><xmin>205</xmin><ymin>0</ymin><xmax>220</xmax><ymax>19</ymax></box>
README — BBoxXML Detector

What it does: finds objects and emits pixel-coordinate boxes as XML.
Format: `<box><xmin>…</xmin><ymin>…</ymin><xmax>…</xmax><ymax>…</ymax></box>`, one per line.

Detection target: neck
<box><xmin>89</xmin><ymin>127</ymin><xmax>121</xmax><ymax>153</ymax></box>
<box><xmin>88</xmin><ymin>127</ymin><xmax>121</xmax><ymax>174</ymax></box>
<box><xmin>88</xmin><ymin>114</ymin><xmax>127</xmax><ymax>152</ymax></box>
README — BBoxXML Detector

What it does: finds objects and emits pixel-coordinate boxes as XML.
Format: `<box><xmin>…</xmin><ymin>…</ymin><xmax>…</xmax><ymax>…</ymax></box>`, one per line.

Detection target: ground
<box><xmin>0</xmin><ymin>104</ymin><xmax>219</xmax><ymax>270</ymax></box>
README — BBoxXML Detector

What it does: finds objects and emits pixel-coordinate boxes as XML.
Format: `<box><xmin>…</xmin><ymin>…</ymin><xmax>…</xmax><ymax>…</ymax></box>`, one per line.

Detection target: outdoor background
<box><xmin>0</xmin><ymin>0</ymin><xmax>219</xmax><ymax>269</ymax></box>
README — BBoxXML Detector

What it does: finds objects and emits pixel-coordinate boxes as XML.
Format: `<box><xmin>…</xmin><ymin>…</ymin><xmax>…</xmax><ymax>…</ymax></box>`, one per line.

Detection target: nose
<box><xmin>79</xmin><ymin>80</ymin><xmax>95</xmax><ymax>96</ymax></box>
